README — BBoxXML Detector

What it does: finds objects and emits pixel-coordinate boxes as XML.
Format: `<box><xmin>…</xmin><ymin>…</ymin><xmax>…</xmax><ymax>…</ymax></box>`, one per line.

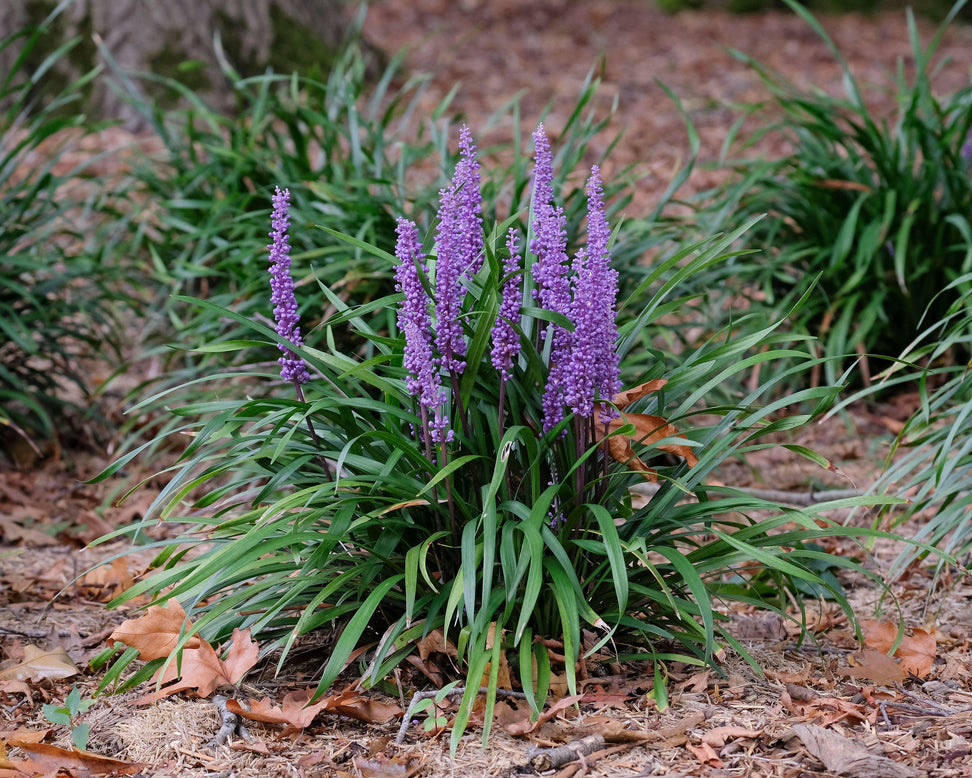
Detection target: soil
<box><xmin>3</xmin><ymin>2</ymin><xmax>972</xmax><ymax>777</ymax></box>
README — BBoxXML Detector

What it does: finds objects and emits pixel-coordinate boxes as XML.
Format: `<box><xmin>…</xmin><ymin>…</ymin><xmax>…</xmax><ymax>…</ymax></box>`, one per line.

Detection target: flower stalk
<box><xmin>267</xmin><ymin>186</ymin><xmax>331</xmax><ymax>480</ymax></box>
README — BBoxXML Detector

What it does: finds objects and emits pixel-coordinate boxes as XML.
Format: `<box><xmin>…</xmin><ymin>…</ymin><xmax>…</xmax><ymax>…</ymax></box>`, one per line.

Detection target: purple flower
<box><xmin>529</xmin><ymin>124</ymin><xmax>571</xmax><ymax>321</ymax></box>
<box><xmin>394</xmin><ymin>218</ymin><xmax>449</xmax><ymax>442</ymax></box>
<box><xmin>433</xmin><ymin>125</ymin><xmax>485</xmax><ymax>376</ymax></box>
<box><xmin>455</xmin><ymin>126</ymin><xmax>485</xmax><ymax>277</ymax></box>
<box><xmin>564</xmin><ymin>166</ymin><xmax>621</xmax><ymax>422</ymax></box>
<box><xmin>530</xmin><ymin>124</ymin><xmax>573</xmax><ymax>433</ymax></box>
<box><xmin>490</xmin><ymin>228</ymin><xmax>523</xmax><ymax>382</ymax></box>
<box><xmin>267</xmin><ymin>186</ymin><xmax>310</xmax><ymax>385</ymax></box>
<box><xmin>962</xmin><ymin>129</ymin><xmax>972</xmax><ymax>165</ymax></box>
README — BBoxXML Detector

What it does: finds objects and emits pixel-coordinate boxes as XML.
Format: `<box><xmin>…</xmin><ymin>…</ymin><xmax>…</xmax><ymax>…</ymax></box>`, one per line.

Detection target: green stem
<box><xmin>294</xmin><ymin>382</ymin><xmax>331</xmax><ymax>480</ymax></box>
<box><xmin>439</xmin><ymin>436</ymin><xmax>460</xmax><ymax>549</ymax></box>
<box><xmin>450</xmin><ymin>369</ymin><xmax>471</xmax><ymax>440</ymax></box>
<box><xmin>498</xmin><ymin>380</ymin><xmax>511</xmax><ymax>499</ymax></box>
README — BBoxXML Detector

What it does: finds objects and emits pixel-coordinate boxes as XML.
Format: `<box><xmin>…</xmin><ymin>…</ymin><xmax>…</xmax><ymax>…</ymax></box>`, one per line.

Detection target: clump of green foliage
<box><xmin>93</xmin><ymin>116</ymin><xmax>889</xmax><ymax>748</ymax></box>
<box><xmin>42</xmin><ymin>685</ymin><xmax>95</xmax><ymax>750</ymax></box>
<box><xmin>837</xmin><ymin>271</ymin><xmax>972</xmax><ymax>585</ymax></box>
<box><xmin>0</xmin><ymin>5</ymin><xmax>132</xmax><ymax>453</ymax></box>
<box><xmin>706</xmin><ymin>0</ymin><xmax>972</xmax><ymax>385</ymax></box>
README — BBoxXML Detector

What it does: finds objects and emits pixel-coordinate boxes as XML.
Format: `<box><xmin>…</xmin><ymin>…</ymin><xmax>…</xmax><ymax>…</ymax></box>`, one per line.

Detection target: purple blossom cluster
<box><xmin>267</xmin><ymin>186</ymin><xmax>310</xmax><ymax>385</ymax></box>
<box><xmin>394</xmin><ymin>219</ymin><xmax>442</xmax><ymax>416</ymax></box>
<box><xmin>490</xmin><ymin>228</ymin><xmax>523</xmax><ymax>382</ymax></box>
<box><xmin>529</xmin><ymin>124</ymin><xmax>572</xmax><ymax>324</ymax></box>
<box><xmin>392</xmin><ymin>123</ymin><xmax>621</xmax><ymax>463</ymax></box>
<box><xmin>394</xmin><ymin>126</ymin><xmax>485</xmax><ymax>445</ymax></box>
<box><xmin>434</xmin><ymin>125</ymin><xmax>484</xmax><ymax>375</ymax></box>
<box><xmin>530</xmin><ymin>124</ymin><xmax>574</xmax><ymax>433</ymax></box>
<box><xmin>564</xmin><ymin>167</ymin><xmax>621</xmax><ymax>422</ymax></box>
<box><xmin>531</xmin><ymin>128</ymin><xmax>621</xmax><ymax>431</ymax></box>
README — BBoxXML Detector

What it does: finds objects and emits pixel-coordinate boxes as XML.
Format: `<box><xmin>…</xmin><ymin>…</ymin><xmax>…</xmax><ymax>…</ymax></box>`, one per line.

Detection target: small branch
<box><xmin>207</xmin><ymin>695</ymin><xmax>252</xmax><ymax>748</ymax></box>
<box><xmin>892</xmin><ymin>683</ymin><xmax>964</xmax><ymax>714</ymax></box>
<box><xmin>529</xmin><ymin>734</ymin><xmax>605</xmax><ymax>771</ymax></box>
<box><xmin>629</xmin><ymin>482</ymin><xmax>865</xmax><ymax>507</ymax></box>
<box><xmin>0</xmin><ymin>627</ymin><xmax>49</xmax><ymax>639</ymax></box>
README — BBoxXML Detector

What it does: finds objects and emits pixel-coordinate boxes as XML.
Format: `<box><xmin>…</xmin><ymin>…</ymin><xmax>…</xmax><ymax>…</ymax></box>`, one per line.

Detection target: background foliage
<box><xmin>6</xmin><ymin>0</ymin><xmax>971</xmax><ymax>743</ymax></box>
<box><xmin>0</xmin><ymin>12</ymin><xmax>134</xmax><ymax>451</ymax></box>
<box><xmin>697</xmin><ymin>0</ymin><xmax>972</xmax><ymax>386</ymax></box>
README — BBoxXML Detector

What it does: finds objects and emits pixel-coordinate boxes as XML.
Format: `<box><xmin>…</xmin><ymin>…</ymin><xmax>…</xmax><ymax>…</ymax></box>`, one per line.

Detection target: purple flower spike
<box><xmin>530</xmin><ymin>124</ymin><xmax>573</xmax><ymax>433</ymax></box>
<box><xmin>491</xmin><ymin>228</ymin><xmax>523</xmax><ymax>382</ymax></box>
<box><xmin>529</xmin><ymin>124</ymin><xmax>571</xmax><ymax>321</ymax></box>
<box><xmin>565</xmin><ymin>166</ymin><xmax>621</xmax><ymax>422</ymax></box>
<box><xmin>268</xmin><ymin>186</ymin><xmax>310</xmax><ymax>385</ymax></box>
<box><xmin>455</xmin><ymin>126</ymin><xmax>485</xmax><ymax>277</ymax></box>
<box><xmin>394</xmin><ymin>219</ymin><xmax>448</xmax><ymax>439</ymax></box>
<box><xmin>434</xmin><ymin>125</ymin><xmax>485</xmax><ymax>376</ymax></box>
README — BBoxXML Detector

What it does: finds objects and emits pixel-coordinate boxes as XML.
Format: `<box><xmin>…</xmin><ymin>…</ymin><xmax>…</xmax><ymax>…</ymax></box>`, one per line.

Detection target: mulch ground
<box><xmin>3</xmin><ymin>2</ymin><xmax>972</xmax><ymax>776</ymax></box>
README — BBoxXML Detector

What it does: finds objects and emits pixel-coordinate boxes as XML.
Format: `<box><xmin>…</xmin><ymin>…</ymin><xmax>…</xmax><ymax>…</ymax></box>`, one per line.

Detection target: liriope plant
<box><xmin>93</xmin><ymin>121</ymin><xmax>893</xmax><ymax>748</ymax></box>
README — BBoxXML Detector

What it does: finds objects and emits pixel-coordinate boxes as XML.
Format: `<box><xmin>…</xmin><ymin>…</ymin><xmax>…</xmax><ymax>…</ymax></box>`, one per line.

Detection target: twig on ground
<box><xmin>893</xmin><ymin>683</ymin><xmax>965</xmax><ymax>714</ymax></box>
<box><xmin>207</xmin><ymin>694</ymin><xmax>253</xmax><ymax>748</ymax></box>
<box><xmin>529</xmin><ymin>734</ymin><xmax>605</xmax><ymax>771</ymax></box>
<box><xmin>0</xmin><ymin>626</ymin><xmax>49</xmax><ymax>638</ymax></box>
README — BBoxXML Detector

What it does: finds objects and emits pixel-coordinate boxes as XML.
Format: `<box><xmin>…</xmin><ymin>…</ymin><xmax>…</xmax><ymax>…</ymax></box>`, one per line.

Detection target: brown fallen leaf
<box><xmin>895</xmin><ymin>627</ymin><xmax>936</xmax><ymax>678</ymax></box>
<box><xmin>0</xmin><ymin>517</ymin><xmax>58</xmax><ymax>547</ymax></box>
<box><xmin>353</xmin><ymin>754</ymin><xmax>423</xmax><ymax>778</ymax></box>
<box><xmin>764</xmin><ymin>665</ymin><xmax>813</xmax><ymax>686</ymax></box>
<box><xmin>591</xmin><ymin>380</ymin><xmax>698</xmax><ymax>482</ymax></box>
<box><xmin>493</xmin><ymin>698</ymin><xmax>532</xmax><ymax>733</ymax></box>
<box><xmin>598</xmin><ymin>413</ymin><xmax>698</xmax><ymax>481</ymax></box>
<box><xmin>701</xmin><ymin>725</ymin><xmax>763</xmax><ymax>748</ymax></box>
<box><xmin>0</xmin><ymin>680</ymin><xmax>33</xmax><ymax>698</ymax></box>
<box><xmin>860</xmin><ymin>620</ymin><xmax>936</xmax><ymax>678</ymax></box>
<box><xmin>483</xmin><ymin>623</ymin><xmax>512</xmax><ymax>691</ymax></box>
<box><xmin>500</xmin><ymin>694</ymin><xmax>584</xmax><ymax>737</ymax></box>
<box><xmin>131</xmin><ymin>627</ymin><xmax>258</xmax><ymax>704</ymax></box>
<box><xmin>613</xmin><ymin>379</ymin><xmax>669</xmax><ymax>410</ymax></box>
<box><xmin>792</xmin><ymin>723</ymin><xmax>918</xmax><ymax>778</ymax></box>
<box><xmin>220</xmin><ymin>628</ymin><xmax>260</xmax><ymax>684</ymax></box>
<box><xmin>686</xmin><ymin>741</ymin><xmax>723</xmax><ymax>768</ymax></box>
<box><xmin>227</xmin><ymin>686</ymin><xmax>401</xmax><ymax>737</ymax></box>
<box><xmin>7</xmin><ymin>740</ymin><xmax>142</xmax><ymax>776</ymax></box>
<box><xmin>78</xmin><ymin>557</ymin><xmax>134</xmax><ymax>602</ymax></box>
<box><xmin>838</xmin><ymin>649</ymin><xmax>907</xmax><ymax>685</ymax></box>
<box><xmin>108</xmin><ymin>599</ymin><xmax>203</xmax><ymax>660</ymax></box>
<box><xmin>415</xmin><ymin>629</ymin><xmax>458</xmax><ymax>662</ymax></box>
<box><xmin>109</xmin><ymin>601</ymin><xmax>259</xmax><ymax>703</ymax></box>
<box><xmin>0</xmin><ymin>646</ymin><xmax>77</xmax><ymax>682</ymax></box>
<box><xmin>228</xmin><ymin>739</ymin><xmax>271</xmax><ymax>755</ymax></box>
<box><xmin>781</xmin><ymin>689</ymin><xmax>875</xmax><ymax>727</ymax></box>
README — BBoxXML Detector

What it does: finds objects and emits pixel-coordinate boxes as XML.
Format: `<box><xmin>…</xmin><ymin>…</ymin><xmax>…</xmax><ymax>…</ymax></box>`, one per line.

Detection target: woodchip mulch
<box><xmin>3</xmin><ymin>3</ymin><xmax>972</xmax><ymax>776</ymax></box>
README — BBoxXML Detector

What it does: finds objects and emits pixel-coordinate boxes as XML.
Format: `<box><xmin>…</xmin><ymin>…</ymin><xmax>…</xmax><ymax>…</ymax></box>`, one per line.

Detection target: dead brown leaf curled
<box><xmin>592</xmin><ymin>380</ymin><xmax>698</xmax><ymax>482</ymax></box>
<box><xmin>108</xmin><ymin>600</ymin><xmax>259</xmax><ymax>703</ymax></box>
<box><xmin>0</xmin><ymin>646</ymin><xmax>77</xmax><ymax>683</ymax></box>
<box><xmin>860</xmin><ymin>620</ymin><xmax>937</xmax><ymax>678</ymax></box>
<box><xmin>6</xmin><ymin>740</ymin><xmax>142</xmax><ymax>776</ymax></box>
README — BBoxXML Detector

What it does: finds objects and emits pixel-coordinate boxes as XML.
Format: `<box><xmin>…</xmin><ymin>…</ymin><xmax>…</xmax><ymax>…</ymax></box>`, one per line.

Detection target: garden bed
<box><xmin>2</xmin><ymin>2</ymin><xmax>972</xmax><ymax>776</ymax></box>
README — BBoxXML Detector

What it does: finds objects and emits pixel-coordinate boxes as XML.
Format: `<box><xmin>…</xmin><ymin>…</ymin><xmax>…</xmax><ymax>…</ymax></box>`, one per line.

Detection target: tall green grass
<box><xmin>0</xmin><ymin>5</ymin><xmax>134</xmax><ymax>453</ymax></box>
<box><xmin>835</xmin><ymin>272</ymin><xmax>972</xmax><ymax>585</ymax></box>
<box><xmin>703</xmin><ymin>0</ymin><xmax>972</xmax><ymax>386</ymax></box>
